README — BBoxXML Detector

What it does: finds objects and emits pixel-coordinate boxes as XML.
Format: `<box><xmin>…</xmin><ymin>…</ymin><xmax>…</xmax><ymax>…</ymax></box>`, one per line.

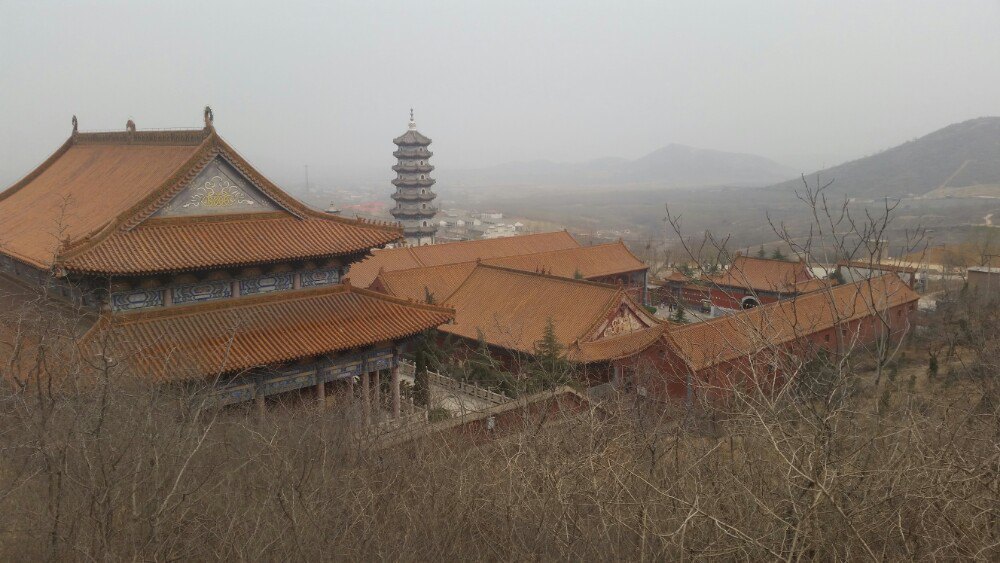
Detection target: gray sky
<box><xmin>2</xmin><ymin>0</ymin><xmax>999</xmax><ymax>187</ymax></box>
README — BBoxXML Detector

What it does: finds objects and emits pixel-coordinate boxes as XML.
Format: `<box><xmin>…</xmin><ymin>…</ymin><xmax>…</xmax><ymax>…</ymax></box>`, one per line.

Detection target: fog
<box><xmin>2</xmin><ymin>0</ymin><xmax>999</xmax><ymax>188</ymax></box>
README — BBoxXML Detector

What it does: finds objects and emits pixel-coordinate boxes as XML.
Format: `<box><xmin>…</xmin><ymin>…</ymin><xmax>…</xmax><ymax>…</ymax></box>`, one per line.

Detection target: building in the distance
<box><xmin>967</xmin><ymin>266</ymin><xmax>1000</xmax><ymax>294</ymax></box>
<box><xmin>390</xmin><ymin>110</ymin><xmax>438</xmax><ymax>246</ymax></box>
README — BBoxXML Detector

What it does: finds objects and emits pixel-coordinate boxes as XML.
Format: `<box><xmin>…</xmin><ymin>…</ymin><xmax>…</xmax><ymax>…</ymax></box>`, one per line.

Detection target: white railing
<box><xmin>399</xmin><ymin>360</ymin><xmax>511</xmax><ymax>405</ymax></box>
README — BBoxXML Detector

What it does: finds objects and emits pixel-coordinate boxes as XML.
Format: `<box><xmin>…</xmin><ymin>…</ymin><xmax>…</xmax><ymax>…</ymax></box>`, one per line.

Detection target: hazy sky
<box><xmin>2</xmin><ymin>0</ymin><xmax>999</xmax><ymax>187</ymax></box>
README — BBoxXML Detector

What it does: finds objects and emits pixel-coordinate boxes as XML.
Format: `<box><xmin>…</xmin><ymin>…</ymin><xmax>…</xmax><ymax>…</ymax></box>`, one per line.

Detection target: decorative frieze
<box><xmin>300</xmin><ymin>268</ymin><xmax>341</xmax><ymax>287</ymax></box>
<box><xmin>111</xmin><ymin>288</ymin><xmax>165</xmax><ymax>312</ymax></box>
<box><xmin>173</xmin><ymin>280</ymin><xmax>233</xmax><ymax>305</ymax></box>
<box><xmin>240</xmin><ymin>272</ymin><xmax>294</xmax><ymax>295</ymax></box>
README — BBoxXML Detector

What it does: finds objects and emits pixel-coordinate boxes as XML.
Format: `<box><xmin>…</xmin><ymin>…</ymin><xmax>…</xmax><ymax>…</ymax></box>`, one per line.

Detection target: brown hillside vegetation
<box><xmin>0</xmin><ymin>292</ymin><xmax>997</xmax><ymax>560</ymax></box>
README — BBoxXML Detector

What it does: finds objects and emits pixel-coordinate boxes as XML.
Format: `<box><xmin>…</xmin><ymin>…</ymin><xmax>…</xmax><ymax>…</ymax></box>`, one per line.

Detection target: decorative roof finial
<box><xmin>408</xmin><ymin>108</ymin><xmax>416</xmax><ymax>131</ymax></box>
<box><xmin>71</xmin><ymin>115</ymin><xmax>78</xmax><ymax>134</ymax></box>
<box><xmin>125</xmin><ymin>119</ymin><xmax>136</xmax><ymax>132</ymax></box>
<box><xmin>204</xmin><ymin>105</ymin><xmax>214</xmax><ymax>128</ymax></box>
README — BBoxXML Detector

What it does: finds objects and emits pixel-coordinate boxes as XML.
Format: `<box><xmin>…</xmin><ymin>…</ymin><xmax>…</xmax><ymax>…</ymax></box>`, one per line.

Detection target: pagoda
<box><xmin>391</xmin><ymin>110</ymin><xmax>438</xmax><ymax>245</ymax></box>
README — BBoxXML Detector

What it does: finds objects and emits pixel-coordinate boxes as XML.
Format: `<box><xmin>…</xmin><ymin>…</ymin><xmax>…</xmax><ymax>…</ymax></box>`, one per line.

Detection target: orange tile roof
<box><xmin>669</xmin><ymin>274</ymin><xmax>919</xmax><ymax>372</ymax></box>
<box><xmin>373</xmin><ymin>262</ymin><xmax>478</xmax><ymax>303</ymax></box>
<box><xmin>0</xmin><ymin>126</ymin><xmax>401</xmax><ymax>274</ymax></box>
<box><xmin>484</xmin><ymin>241</ymin><xmax>647</xmax><ymax>279</ymax></box>
<box><xmin>370</xmin><ymin>242</ymin><xmax>648</xmax><ymax>303</ymax></box>
<box><xmin>60</xmin><ymin>213</ymin><xmax>400</xmax><ymax>275</ymax></box>
<box><xmin>438</xmin><ymin>265</ymin><xmax>662</xmax><ymax>362</ymax></box>
<box><xmin>707</xmin><ymin>255</ymin><xmax>813</xmax><ymax>293</ymax></box>
<box><xmin>80</xmin><ymin>284</ymin><xmax>454</xmax><ymax>381</ymax></box>
<box><xmin>347</xmin><ymin>231</ymin><xmax>580</xmax><ymax>287</ymax></box>
<box><xmin>568</xmin><ymin>324</ymin><xmax>666</xmax><ymax>363</ymax></box>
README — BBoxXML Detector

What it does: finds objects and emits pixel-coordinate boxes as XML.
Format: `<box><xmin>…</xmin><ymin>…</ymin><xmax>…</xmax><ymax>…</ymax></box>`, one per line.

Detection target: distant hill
<box><xmin>765</xmin><ymin>116</ymin><xmax>1000</xmax><ymax>199</ymax></box>
<box><xmin>440</xmin><ymin>144</ymin><xmax>796</xmax><ymax>189</ymax></box>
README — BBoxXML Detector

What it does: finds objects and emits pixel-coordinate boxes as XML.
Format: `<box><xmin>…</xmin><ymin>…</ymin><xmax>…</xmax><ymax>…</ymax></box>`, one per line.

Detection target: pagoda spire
<box><xmin>390</xmin><ymin>110</ymin><xmax>438</xmax><ymax>246</ymax></box>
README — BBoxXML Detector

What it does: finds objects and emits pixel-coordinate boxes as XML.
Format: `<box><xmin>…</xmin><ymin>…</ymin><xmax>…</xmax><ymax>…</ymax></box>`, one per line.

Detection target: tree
<box><xmin>756</xmin><ymin>244</ymin><xmax>766</xmax><ymax>258</ymax></box>
<box><xmin>670</xmin><ymin>302</ymin><xmax>688</xmax><ymax>323</ymax></box>
<box><xmin>769</xmin><ymin>247</ymin><xmax>786</xmax><ymax>261</ymax></box>
<box><xmin>528</xmin><ymin>318</ymin><xmax>575</xmax><ymax>392</ymax></box>
<box><xmin>573</xmin><ymin>268</ymin><xmax>584</xmax><ymax>280</ymax></box>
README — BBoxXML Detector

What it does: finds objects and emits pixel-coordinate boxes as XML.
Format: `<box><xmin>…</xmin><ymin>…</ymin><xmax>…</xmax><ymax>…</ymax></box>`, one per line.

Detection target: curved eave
<box><xmin>393</xmin><ymin>149</ymin><xmax>433</xmax><ymax>159</ymax></box>
<box><xmin>392</xmin><ymin>178</ymin><xmax>436</xmax><ymax>187</ymax></box>
<box><xmin>392</xmin><ymin>164</ymin><xmax>435</xmax><ymax>173</ymax></box>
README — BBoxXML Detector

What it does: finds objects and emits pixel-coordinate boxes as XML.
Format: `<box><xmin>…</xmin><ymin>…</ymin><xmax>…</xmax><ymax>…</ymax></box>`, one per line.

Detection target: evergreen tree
<box><xmin>756</xmin><ymin>245</ymin><xmax>766</xmax><ymax>258</ymax></box>
<box><xmin>528</xmin><ymin>318</ymin><xmax>575</xmax><ymax>392</ymax></box>
<box><xmin>671</xmin><ymin>302</ymin><xmax>688</xmax><ymax>323</ymax></box>
<box><xmin>465</xmin><ymin>332</ymin><xmax>517</xmax><ymax>397</ymax></box>
<box><xmin>573</xmin><ymin>268</ymin><xmax>584</xmax><ymax>280</ymax></box>
<box><xmin>770</xmin><ymin>247</ymin><xmax>786</xmax><ymax>261</ymax></box>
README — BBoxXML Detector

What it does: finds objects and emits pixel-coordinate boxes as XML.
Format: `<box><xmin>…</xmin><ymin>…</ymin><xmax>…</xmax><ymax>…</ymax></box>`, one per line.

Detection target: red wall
<box><xmin>619</xmin><ymin>301</ymin><xmax>917</xmax><ymax>403</ymax></box>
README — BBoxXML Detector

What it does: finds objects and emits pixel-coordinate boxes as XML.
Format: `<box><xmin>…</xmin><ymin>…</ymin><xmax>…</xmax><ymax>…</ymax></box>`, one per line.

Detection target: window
<box><xmin>824</xmin><ymin>334</ymin><xmax>830</xmax><ymax>343</ymax></box>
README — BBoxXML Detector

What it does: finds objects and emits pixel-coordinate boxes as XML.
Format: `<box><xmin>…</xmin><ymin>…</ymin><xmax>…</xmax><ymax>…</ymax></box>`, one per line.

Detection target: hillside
<box><xmin>440</xmin><ymin>144</ymin><xmax>795</xmax><ymax>188</ymax></box>
<box><xmin>765</xmin><ymin>117</ymin><xmax>1000</xmax><ymax>199</ymax></box>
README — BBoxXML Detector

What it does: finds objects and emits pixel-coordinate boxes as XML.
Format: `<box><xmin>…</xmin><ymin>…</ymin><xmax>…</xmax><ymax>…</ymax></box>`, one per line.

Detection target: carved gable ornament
<box><xmin>598</xmin><ymin>302</ymin><xmax>654</xmax><ymax>339</ymax></box>
<box><xmin>155</xmin><ymin>158</ymin><xmax>278</xmax><ymax>217</ymax></box>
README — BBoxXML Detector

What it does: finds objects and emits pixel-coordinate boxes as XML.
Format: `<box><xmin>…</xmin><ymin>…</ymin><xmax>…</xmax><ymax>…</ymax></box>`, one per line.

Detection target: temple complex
<box><xmin>390</xmin><ymin>110</ymin><xmax>438</xmax><ymax>246</ymax></box>
<box><xmin>0</xmin><ymin>109</ymin><xmax>453</xmax><ymax>417</ymax></box>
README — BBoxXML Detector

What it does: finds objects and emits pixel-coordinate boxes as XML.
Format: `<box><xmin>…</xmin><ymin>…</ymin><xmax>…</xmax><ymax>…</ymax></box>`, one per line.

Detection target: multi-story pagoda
<box><xmin>391</xmin><ymin>110</ymin><xmax>438</xmax><ymax>246</ymax></box>
<box><xmin>0</xmin><ymin>108</ymin><xmax>453</xmax><ymax>418</ymax></box>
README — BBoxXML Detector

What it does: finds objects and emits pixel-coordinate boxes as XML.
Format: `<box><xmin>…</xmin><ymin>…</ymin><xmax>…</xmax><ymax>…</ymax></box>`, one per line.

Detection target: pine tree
<box><xmin>770</xmin><ymin>247</ymin><xmax>786</xmax><ymax>261</ymax></box>
<box><xmin>756</xmin><ymin>245</ymin><xmax>766</xmax><ymax>258</ymax></box>
<box><xmin>573</xmin><ymin>268</ymin><xmax>584</xmax><ymax>280</ymax></box>
<box><xmin>671</xmin><ymin>302</ymin><xmax>688</xmax><ymax>323</ymax></box>
<box><xmin>529</xmin><ymin>318</ymin><xmax>574</xmax><ymax>392</ymax></box>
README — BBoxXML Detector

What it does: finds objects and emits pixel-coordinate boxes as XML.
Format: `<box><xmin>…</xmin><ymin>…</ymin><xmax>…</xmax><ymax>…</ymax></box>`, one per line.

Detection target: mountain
<box><xmin>440</xmin><ymin>144</ymin><xmax>795</xmax><ymax>189</ymax></box>
<box><xmin>765</xmin><ymin>117</ymin><xmax>1000</xmax><ymax>199</ymax></box>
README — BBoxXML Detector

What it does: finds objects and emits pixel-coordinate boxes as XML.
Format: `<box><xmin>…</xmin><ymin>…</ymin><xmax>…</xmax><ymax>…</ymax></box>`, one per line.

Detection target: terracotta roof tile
<box><xmin>438</xmin><ymin>265</ymin><xmax>662</xmax><ymax>362</ymax></box>
<box><xmin>0</xmin><ymin>126</ymin><xmax>401</xmax><ymax>274</ymax></box>
<box><xmin>370</xmin><ymin>242</ymin><xmax>648</xmax><ymax>303</ymax></box>
<box><xmin>347</xmin><ymin>231</ymin><xmax>580</xmax><ymax>288</ymax></box>
<box><xmin>568</xmin><ymin>324</ymin><xmax>666</xmax><ymax>363</ymax></box>
<box><xmin>373</xmin><ymin>262</ymin><xmax>478</xmax><ymax>303</ymax></box>
<box><xmin>670</xmin><ymin>274</ymin><xmax>919</xmax><ymax>371</ymax></box>
<box><xmin>484</xmin><ymin>241</ymin><xmax>647</xmax><ymax>279</ymax></box>
<box><xmin>61</xmin><ymin>213</ymin><xmax>400</xmax><ymax>275</ymax></box>
<box><xmin>707</xmin><ymin>255</ymin><xmax>813</xmax><ymax>293</ymax></box>
<box><xmin>80</xmin><ymin>285</ymin><xmax>454</xmax><ymax>381</ymax></box>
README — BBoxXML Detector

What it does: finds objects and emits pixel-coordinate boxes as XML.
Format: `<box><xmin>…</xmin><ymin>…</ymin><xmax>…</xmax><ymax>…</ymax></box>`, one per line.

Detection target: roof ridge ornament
<box><xmin>71</xmin><ymin>115</ymin><xmax>78</xmax><ymax>134</ymax></box>
<box><xmin>204</xmin><ymin>105</ymin><xmax>214</xmax><ymax>129</ymax></box>
<box><xmin>125</xmin><ymin>119</ymin><xmax>136</xmax><ymax>132</ymax></box>
<box><xmin>408</xmin><ymin>108</ymin><xmax>416</xmax><ymax>131</ymax></box>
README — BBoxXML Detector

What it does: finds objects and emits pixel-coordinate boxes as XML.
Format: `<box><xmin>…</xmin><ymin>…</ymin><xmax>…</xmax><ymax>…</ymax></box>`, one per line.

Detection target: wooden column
<box><xmin>373</xmin><ymin>369</ymin><xmax>382</xmax><ymax>420</ymax></box>
<box><xmin>361</xmin><ymin>369</ymin><xmax>371</xmax><ymax>425</ymax></box>
<box><xmin>255</xmin><ymin>391</ymin><xmax>265</xmax><ymax>419</ymax></box>
<box><xmin>391</xmin><ymin>352</ymin><xmax>401</xmax><ymax>419</ymax></box>
<box><xmin>315</xmin><ymin>371</ymin><xmax>326</xmax><ymax>407</ymax></box>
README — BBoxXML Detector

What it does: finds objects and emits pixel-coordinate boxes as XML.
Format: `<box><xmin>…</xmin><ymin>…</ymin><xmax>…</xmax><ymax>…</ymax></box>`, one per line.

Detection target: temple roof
<box><xmin>0</xmin><ymin>120</ymin><xmax>401</xmax><ymax>275</ymax></box>
<box><xmin>80</xmin><ymin>284</ymin><xmax>454</xmax><ymax>381</ymax></box>
<box><xmin>485</xmin><ymin>242</ymin><xmax>647</xmax><ymax>278</ymax></box>
<box><xmin>437</xmin><ymin>265</ymin><xmax>663</xmax><ymax>363</ymax></box>
<box><xmin>369</xmin><ymin>242</ymin><xmax>648</xmax><ymax>303</ymax></box>
<box><xmin>393</xmin><ymin>129</ymin><xmax>432</xmax><ymax>146</ymax></box>
<box><xmin>346</xmin><ymin>231</ymin><xmax>581</xmax><ymax>288</ymax></box>
<box><xmin>706</xmin><ymin>255</ymin><xmax>814</xmax><ymax>294</ymax></box>
<box><xmin>669</xmin><ymin>274</ymin><xmax>919</xmax><ymax>372</ymax></box>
